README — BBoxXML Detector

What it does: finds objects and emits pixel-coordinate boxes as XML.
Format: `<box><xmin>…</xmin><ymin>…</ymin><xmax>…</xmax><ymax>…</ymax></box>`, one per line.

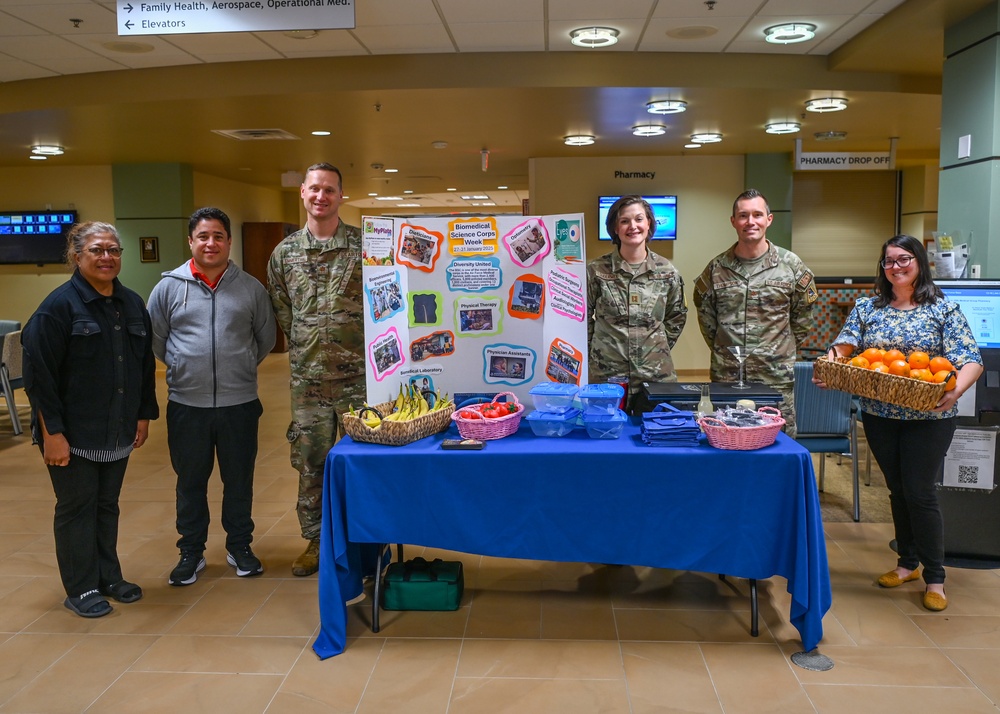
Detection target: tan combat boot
<box><xmin>292</xmin><ymin>539</ymin><xmax>320</xmax><ymax>576</ymax></box>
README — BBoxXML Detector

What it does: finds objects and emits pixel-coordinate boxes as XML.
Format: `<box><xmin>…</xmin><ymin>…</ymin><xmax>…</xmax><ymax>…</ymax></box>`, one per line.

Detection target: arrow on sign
<box><xmin>124</xmin><ymin>20</ymin><xmax>133</xmax><ymax>29</ymax></box>
<box><xmin>124</xmin><ymin>3</ymin><xmax>133</xmax><ymax>11</ymax></box>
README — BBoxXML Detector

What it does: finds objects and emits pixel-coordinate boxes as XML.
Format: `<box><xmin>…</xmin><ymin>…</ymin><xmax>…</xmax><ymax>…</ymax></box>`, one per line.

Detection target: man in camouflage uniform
<box><xmin>587</xmin><ymin>195</ymin><xmax>687</xmax><ymax>413</ymax></box>
<box><xmin>267</xmin><ymin>163</ymin><xmax>365</xmax><ymax>576</ymax></box>
<box><xmin>693</xmin><ymin>189</ymin><xmax>817</xmax><ymax>436</ymax></box>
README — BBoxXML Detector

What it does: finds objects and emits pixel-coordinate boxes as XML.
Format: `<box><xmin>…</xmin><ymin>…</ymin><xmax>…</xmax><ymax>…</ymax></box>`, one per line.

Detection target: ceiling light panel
<box><xmin>765</xmin><ymin>122</ymin><xmax>801</xmax><ymax>134</ymax></box>
<box><xmin>646</xmin><ymin>100</ymin><xmax>686</xmax><ymax>114</ymax></box>
<box><xmin>764</xmin><ymin>23</ymin><xmax>816</xmax><ymax>44</ymax></box>
<box><xmin>632</xmin><ymin>124</ymin><xmax>667</xmax><ymax>137</ymax></box>
<box><xmin>806</xmin><ymin>97</ymin><xmax>849</xmax><ymax>113</ymax></box>
<box><xmin>569</xmin><ymin>27</ymin><xmax>620</xmax><ymax>47</ymax></box>
<box><xmin>564</xmin><ymin>134</ymin><xmax>595</xmax><ymax>146</ymax></box>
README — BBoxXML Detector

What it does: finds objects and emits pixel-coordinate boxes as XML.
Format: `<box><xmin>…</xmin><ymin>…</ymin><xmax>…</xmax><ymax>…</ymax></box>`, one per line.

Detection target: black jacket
<box><xmin>22</xmin><ymin>270</ymin><xmax>159</xmax><ymax>450</ymax></box>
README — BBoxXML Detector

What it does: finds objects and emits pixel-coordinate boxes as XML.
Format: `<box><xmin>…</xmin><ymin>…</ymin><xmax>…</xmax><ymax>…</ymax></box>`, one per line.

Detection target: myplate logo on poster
<box><xmin>360</xmin><ymin>214</ymin><xmax>588</xmax><ymax>405</ymax></box>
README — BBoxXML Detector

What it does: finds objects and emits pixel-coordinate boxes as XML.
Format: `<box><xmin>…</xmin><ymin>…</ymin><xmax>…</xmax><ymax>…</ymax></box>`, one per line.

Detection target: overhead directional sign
<box><xmin>116</xmin><ymin>0</ymin><xmax>355</xmax><ymax>36</ymax></box>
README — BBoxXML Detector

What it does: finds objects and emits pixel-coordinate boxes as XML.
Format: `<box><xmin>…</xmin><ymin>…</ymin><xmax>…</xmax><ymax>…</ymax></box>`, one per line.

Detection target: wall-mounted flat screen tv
<box><xmin>937</xmin><ymin>279</ymin><xmax>1000</xmax><ymax>350</ymax></box>
<box><xmin>597</xmin><ymin>195</ymin><xmax>677</xmax><ymax>240</ymax></box>
<box><xmin>0</xmin><ymin>210</ymin><xmax>77</xmax><ymax>265</ymax></box>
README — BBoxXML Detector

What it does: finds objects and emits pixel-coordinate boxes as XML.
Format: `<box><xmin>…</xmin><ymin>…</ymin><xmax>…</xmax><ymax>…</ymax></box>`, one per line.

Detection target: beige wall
<box><xmin>0</xmin><ymin>167</ymin><xmax>289</xmax><ymax>325</ymax></box>
<box><xmin>529</xmin><ymin>154</ymin><xmax>745</xmax><ymax>373</ymax></box>
<box><xmin>0</xmin><ymin>165</ymin><xmax>114</xmax><ymax>325</ymax></box>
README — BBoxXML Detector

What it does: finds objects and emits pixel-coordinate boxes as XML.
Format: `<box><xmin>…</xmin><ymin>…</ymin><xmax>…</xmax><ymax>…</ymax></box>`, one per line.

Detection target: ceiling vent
<box><xmin>212</xmin><ymin>128</ymin><xmax>301</xmax><ymax>141</ymax></box>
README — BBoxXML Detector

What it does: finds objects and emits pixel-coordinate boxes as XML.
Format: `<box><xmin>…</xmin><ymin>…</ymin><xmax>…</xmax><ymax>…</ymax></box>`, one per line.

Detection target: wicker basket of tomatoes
<box><xmin>450</xmin><ymin>392</ymin><xmax>524</xmax><ymax>440</ymax></box>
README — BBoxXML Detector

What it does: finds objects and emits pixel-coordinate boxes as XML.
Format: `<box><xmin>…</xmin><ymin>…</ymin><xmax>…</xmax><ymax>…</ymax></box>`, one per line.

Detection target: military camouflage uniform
<box><xmin>587</xmin><ymin>249</ymin><xmax>687</xmax><ymax>412</ymax></box>
<box><xmin>692</xmin><ymin>241</ymin><xmax>817</xmax><ymax>437</ymax></box>
<box><xmin>267</xmin><ymin>223</ymin><xmax>366</xmax><ymax>541</ymax></box>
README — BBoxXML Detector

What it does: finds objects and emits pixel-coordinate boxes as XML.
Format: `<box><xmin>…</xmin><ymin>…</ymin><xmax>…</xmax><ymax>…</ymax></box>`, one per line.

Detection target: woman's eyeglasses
<box><xmin>83</xmin><ymin>246</ymin><xmax>123</xmax><ymax>258</ymax></box>
<box><xmin>880</xmin><ymin>255</ymin><xmax>913</xmax><ymax>269</ymax></box>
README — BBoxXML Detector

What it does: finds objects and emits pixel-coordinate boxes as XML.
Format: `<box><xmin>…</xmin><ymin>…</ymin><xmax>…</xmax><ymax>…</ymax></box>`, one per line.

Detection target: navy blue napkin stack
<box><xmin>640</xmin><ymin>403</ymin><xmax>703</xmax><ymax>447</ymax></box>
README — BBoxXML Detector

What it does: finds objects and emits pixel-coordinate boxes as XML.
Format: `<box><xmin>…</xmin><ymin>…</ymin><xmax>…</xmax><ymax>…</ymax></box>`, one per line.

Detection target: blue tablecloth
<box><xmin>313</xmin><ymin>423</ymin><xmax>831</xmax><ymax>658</ymax></box>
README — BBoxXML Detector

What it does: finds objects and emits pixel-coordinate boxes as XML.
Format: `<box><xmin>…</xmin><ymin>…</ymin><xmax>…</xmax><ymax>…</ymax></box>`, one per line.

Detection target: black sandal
<box><xmin>64</xmin><ymin>590</ymin><xmax>113</xmax><ymax>618</ymax></box>
<box><xmin>101</xmin><ymin>580</ymin><xmax>143</xmax><ymax>604</ymax></box>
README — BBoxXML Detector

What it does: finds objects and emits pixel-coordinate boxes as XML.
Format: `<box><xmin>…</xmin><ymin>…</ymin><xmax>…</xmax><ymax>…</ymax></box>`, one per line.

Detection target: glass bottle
<box><xmin>697</xmin><ymin>384</ymin><xmax>714</xmax><ymax>418</ymax></box>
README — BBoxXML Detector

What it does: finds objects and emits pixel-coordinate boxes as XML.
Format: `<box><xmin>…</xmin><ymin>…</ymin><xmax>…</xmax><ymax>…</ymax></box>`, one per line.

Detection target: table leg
<box><xmin>372</xmin><ymin>544</ymin><xmax>387</xmax><ymax>633</ymax></box>
<box><xmin>750</xmin><ymin>578</ymin><xmax>759</xmax><ymax>637</ymax></box>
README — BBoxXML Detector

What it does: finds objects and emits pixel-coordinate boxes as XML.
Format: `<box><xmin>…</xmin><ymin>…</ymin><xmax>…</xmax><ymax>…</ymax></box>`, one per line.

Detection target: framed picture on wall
<box><xmin>140</xmin><ymin>236</ymin><xmax>159</xmax><ymax>263</ymax></box>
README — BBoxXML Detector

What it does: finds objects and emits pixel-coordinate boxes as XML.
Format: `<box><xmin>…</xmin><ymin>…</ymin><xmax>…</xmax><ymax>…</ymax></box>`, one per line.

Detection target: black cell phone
<box><xmin>441</xmin><ymin>438</ymin><xmax>485</xmax><ymax>450</ymax></box>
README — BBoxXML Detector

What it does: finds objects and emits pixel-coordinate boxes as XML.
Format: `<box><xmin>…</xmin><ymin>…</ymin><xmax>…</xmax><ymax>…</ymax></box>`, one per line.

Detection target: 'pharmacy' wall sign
<box><xmin>117</xmin><ymin>0</ymin><xmax>355</xmax><ymax>36</ymax></box>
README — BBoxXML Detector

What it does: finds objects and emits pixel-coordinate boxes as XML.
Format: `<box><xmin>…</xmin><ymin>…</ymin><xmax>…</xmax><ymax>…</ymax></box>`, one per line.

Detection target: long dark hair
<box><xmin>872</xmin><ymin>234</ymin><xmax>943</xmax><ymax>308</ymax></box>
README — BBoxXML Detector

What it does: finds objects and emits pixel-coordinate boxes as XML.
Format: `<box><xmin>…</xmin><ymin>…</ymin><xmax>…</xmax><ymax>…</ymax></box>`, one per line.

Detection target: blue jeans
<box><xmin>862</xmin><ymin>412</ymin><xmax>956</xmax><ymax>584</ymax></box>
<box><xmin>167</xmin><ymin>399</ymin><xmax>263</xmax><ymax>554</ymax></box>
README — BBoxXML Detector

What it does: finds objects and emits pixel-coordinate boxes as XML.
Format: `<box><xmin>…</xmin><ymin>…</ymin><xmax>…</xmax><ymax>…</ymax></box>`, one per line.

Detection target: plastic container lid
<box><xmin>529</xmin><ymin>383</ymin><xmax>580</xmax><ymax>398</ymax></box>
<box><xmin>526</xmin><ymin>408</ymin><xmax>580</xmax><ymax>424</ymax></box>
<box><xmin>577</xmin><ymin>383</ymin><xmax>625</xmax><ymax>400</ymax></box>
<box><xmin>581</xmin><ymin>408</ymin><xmax>627</xmax><ymax>425</ymax></box>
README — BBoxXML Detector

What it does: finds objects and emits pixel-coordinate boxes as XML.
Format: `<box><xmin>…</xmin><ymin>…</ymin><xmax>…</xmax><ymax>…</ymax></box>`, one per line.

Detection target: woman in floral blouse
<box><xmin>819</xmin><ymin>235</ymin><xmax>982</xmax><ymax>612</ymax></box>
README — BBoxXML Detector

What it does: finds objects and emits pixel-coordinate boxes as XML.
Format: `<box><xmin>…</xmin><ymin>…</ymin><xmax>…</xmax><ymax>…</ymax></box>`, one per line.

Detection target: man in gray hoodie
<box><xmin>148</xmin><ymin>207</ymin><xmax>276</xmax><ymax>585</ymax></box>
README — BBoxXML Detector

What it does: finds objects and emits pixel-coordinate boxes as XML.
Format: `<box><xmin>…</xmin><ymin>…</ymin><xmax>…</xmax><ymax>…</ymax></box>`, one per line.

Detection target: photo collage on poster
<box><xmin>360</xmin><ymin>213</ymin><xmax>587</xmax><ymax>407</ymax></box>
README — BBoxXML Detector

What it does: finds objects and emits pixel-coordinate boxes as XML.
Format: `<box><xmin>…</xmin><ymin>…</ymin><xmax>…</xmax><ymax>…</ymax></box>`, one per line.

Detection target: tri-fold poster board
<box><xmin>361</xmin><ymin>213</ymin><xmax>588</xmax><ymax>407</ymax></box>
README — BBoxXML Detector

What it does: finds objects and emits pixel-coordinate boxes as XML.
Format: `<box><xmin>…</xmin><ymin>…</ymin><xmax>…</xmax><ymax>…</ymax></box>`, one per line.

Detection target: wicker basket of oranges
<box><xmin>813</xmin><ymin>349</ymin><xmax>955</xmax><ymax>411</ymax></box>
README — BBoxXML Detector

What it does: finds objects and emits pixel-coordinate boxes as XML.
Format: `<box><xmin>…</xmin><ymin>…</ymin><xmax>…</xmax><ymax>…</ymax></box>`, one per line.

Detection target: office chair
<box><xmin>793</xmin><ymin>361</ymin><xmax>861</xmax><ymax>521</ymax></box>
<box><xmin>1</xmin><ymin>329</ymin><xmax>24</xmax><ymax>436</ymax></box>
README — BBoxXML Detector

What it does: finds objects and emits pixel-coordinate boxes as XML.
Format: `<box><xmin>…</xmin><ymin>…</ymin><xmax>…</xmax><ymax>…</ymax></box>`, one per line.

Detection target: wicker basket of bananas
<box><xmin>342</xmin><ymin>384</ymin><xmax>455</xmax><ymax>446</ymax></box>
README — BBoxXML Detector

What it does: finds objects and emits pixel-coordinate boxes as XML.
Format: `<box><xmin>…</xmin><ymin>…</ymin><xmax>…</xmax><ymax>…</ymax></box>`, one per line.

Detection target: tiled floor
<box><xmin>1</xmin><ymin>354</ymin><xmax>999</xmax><ymax>713</ymax></box>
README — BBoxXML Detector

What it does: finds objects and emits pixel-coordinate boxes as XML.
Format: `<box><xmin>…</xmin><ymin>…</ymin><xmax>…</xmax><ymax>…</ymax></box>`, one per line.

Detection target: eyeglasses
<box><xmin>880</xmin><ymin>255</ymin><xmax>914</xmax><ymax>269</ymax></box>
<box><xmin>83</xmin><ymin>246</ymin><xmax>123</xmax><ymax>258</ymax></box>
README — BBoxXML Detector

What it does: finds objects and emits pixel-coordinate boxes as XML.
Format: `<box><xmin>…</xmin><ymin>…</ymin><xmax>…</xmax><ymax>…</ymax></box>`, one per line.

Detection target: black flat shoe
<box><xmin>101</xmin><ymin>580</ymin><xmax>143</xmax><ymax>603</ymax></box>
<box><xmin>64</xmin><ymin>590</ymin><xmax>113</xmax><ymax>618</ymax></box>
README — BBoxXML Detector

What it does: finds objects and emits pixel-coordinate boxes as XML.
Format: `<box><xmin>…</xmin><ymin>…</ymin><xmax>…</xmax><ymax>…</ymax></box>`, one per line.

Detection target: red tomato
<box><xmin>482</xmin><ymin>405</ymin><xmax>502</xmax><ymax>419</ymax></box>
<box><xmin>459</xmin><ymin>410</ymin><xmax>481</xmax><ymax>420</ymax></box>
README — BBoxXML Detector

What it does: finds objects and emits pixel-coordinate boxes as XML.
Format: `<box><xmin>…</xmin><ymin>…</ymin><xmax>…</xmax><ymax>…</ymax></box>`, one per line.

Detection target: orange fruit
<box><xmin>929</xmin><ymin>356</ymin><xmax>954</xmax><ymax>374</ymax></box>
<box><xmin>860</xmin><ymin>348</ymin><xmax>883</xmax><ymax>364</ymax></box>
<box><xmin>907</xmin><ymin>351</ymin><xmax>930</xmax><ymax>370</ymax></box>
<box><xmin>872</xmin><ymin>363</ymin><xmax>890</xmax><ymax>374</ymax></box>
<box><xmin>910</xmin><ymin>368</ymin><xmax>933</xmax><ymax>382</ymax></box>
<box><xmin>932</xmin><ymin>370</ymin><xmax>957</xmax><ymax>391</ymax></box>
<box><xmin>887</xmin><ymin>359</ymin><xmax>911</xmax><ymax>377</ymax></box>
<box><xmin>849</xmin><ymin>356</ymin><xmax>871</xmax><ymax>369</ymax></box>
<box><xmin>883</xmin><ymin>349</ymin><xmax>906</xmax><ymax>365</ymax></box>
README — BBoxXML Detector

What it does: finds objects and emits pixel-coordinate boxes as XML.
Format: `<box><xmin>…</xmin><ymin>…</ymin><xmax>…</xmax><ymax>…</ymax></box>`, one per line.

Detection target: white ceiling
<box><xmin>0</xmin><ymin>0</ymin><xmax>993</xmax><ymax>211</ymax></box>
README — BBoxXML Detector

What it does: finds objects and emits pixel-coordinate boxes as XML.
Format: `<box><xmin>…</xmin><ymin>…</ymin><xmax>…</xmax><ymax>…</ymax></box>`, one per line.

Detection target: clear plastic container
<box><xmin>525</xmin><ymin>408</ymin><xmax>580</xmax><ymax>437</ymax></box>
<box><xmin>582</xmin><ymin>409</ymin><xmax>627</xmax><ymax>439</ymax></box>
<box><xmin>528</xmin><ymin>383</ymin><xmax>580</xmax><ymax>414</ymax></box>
<box><xmin>578</xmin><ymin>383</ymin><xmax>626</xmax><ymax>414</ymax></box>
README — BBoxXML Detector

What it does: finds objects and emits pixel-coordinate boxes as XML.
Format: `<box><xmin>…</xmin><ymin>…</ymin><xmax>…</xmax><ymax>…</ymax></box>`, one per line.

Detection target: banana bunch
<box><xmin>349</xmin><ymin>384</ymin><xmax>454</xmax><ymax>430</ymax></box>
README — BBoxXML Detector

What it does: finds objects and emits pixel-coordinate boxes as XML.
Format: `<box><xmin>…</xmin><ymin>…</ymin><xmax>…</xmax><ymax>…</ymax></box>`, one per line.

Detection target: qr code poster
<box><xmin>942</xmin><ymin>427</ymin><xmax>998</xmax><ymax>491</ymax></box>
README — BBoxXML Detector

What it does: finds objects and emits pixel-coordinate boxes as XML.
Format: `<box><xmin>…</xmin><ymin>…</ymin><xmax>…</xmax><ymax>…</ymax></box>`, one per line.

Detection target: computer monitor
<box><xmin>597</xmin><ymin>195</ymin><xmax>677</xmax><ymax>240</ymax></box>
<box><xmin>937</xmin><ymin>280</ymin><xmax>1000</xmax><ymax>350</ymax></box>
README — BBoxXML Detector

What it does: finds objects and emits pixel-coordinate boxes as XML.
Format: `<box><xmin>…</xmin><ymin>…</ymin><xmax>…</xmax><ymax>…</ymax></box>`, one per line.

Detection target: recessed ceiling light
<box><xmin>368</xmin><ymin>192</ymin><xmax>378</xmax><ymax>197</ymax></box>
<box><xmin>814</xmin><ymin>131</ymin><xmax>847</xmax><ymax>141</ymax></box>
<box><xmin>765</xmin><ymin>122</ymin><xmax>801</xmax><ymax>135</ymax></box>
<box><xmin>461</xmin><ymin>194</ymin><xmax>490</xmax><ymax>200</ymax></box>
<box><xmin>633</xmin><ymin>124</ymin><xmax>667</xmax><ymax>137</ymax></box>
<box><xmin>646</xmin><ymin>100</ymin><xmax>687</xmax><ymax>115</ymax></box>
<box><xmin>397</xmin><ymin>203</ymin><xmax>421</xmax><ymax>207</ymax></box>
<box><xmin>431</xmin><ymin>140</ymin><xmax>448</xmax><ymax>149</ymax></box>
<box><xmin>283</xmin><ymin>30</ymin><xmax>318</xmax><ymax>40</ymax></box>
<box><xmin>446</xmin><ymin>188</ymin><xmax>457</xmax><ymax>191</ymax></box>
<box><xmin>684</xmin><ymin>143</ymin><xmax>702</xmax><ymax>149</ymax></box>
<box><xmin>764</xmin><ymin>23</ymin><xmax>816</xmax><ymax>44</ymax></box>
<box><xmin>564</xmin><ymin>134</ymin><xmax>595</xmax><ymax>146</ymax></box>
<box><xmin>384</xmin><ymin>168</ymin><xmax>398</xmax><ymax>173</ymax></box>
<box><xmin>805</xmin><ymin>97</ymin><xmax>848</xmax><ymax>113</ymax></box>
<box><xmin>375</xmin><ymin>196</ymin><xmax>403</xmax><ymax>201</ymax></box>
<box><xmin>569</xmin><ymin>27</ymin><xmax>619</xmax><ymax>48</ymax></box>
<box><xmin>497</xmin><ymin>185</ymin><xmax>508</xmax><ymax>190</ymax></box>
<box><xmin>311</xmin><ymin>130</ymin><xmax>331</xmax><ymax>136</ymax></box>
<box><xmin>690</xmin><ymin>133</ymin><xmax>723</xmax><ymax>143</ymax></box>
<box><xmin>403</xmin><ymin>189</ymin><xmax>414</xmax><ymax>194</ymax></box>
<box><xmin>29</xmin><ymin>155</ymin><xmax>47</xmax><ymax>160</ymax></box>
<box><xmin>31</xmin><ymin>145</ymin><xmax>64</xmax><ymax>155</ymax></box>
